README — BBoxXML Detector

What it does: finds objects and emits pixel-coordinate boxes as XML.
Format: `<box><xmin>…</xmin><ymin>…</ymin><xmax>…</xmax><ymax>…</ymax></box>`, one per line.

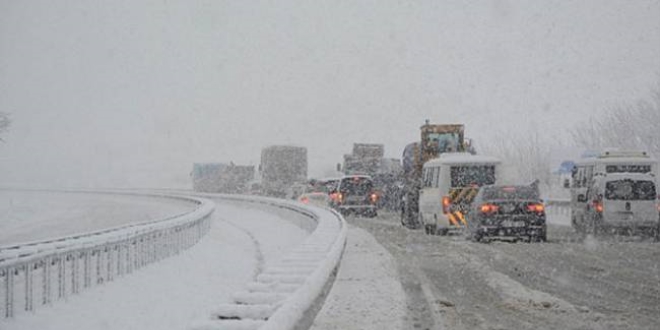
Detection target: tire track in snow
<box><xmin>221</xmin><ymin>218</ymin><xmax>266</xmax><ymax>280</ymax></box>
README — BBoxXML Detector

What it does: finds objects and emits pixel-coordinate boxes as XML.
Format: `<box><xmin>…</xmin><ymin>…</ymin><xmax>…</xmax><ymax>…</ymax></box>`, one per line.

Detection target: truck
<box><xmin>191</xmin><ymin>163</ymin><xmax>255</xmax><ymax>194</ymax></box>
<box><xmin>400</xmin><ymin>122</ymin><xmax>470</xmax><ymax>228</ymax></box>
<box><xmin>260</xmin><ymin>145</ymin><xmax>308</xmax><ymax>198</ymax></box>
<box><xmin>341</xmin><ymin>143</ymin><xmax>385</xmax><ymax>175</ymax></box>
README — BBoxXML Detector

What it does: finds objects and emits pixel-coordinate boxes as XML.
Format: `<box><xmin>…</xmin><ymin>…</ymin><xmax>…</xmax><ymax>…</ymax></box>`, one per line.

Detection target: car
<box><xmin>297</xmin><ymin>191</ymin><xmax>331</xmax><ymax>207</ymax></box>
<box><xmin>329</xmin><ymin>175</ymin><xmax>378</xmax><ymax>217</ymax></box>
<box><xmin>466</xmin><ymin>184</ymin><xmax>547</xmax><ymax>242</ymax></box>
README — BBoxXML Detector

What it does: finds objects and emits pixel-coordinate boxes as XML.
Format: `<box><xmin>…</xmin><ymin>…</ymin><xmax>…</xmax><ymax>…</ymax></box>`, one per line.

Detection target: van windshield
<box><xmin>450</xmin><ymin>166</ymin><xmax>496</xmax><ymax>188</ymax></box>
<box><xmin>605</xmin><ymin>180</ymin><xmax>656</xmax><ymax>200</ymax></box>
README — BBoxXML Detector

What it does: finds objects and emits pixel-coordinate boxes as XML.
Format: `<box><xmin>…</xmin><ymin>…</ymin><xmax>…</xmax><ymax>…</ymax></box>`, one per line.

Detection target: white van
<box><xmin>418</xmin><ymin>153</ymin><xmax>501</xmax><ymax>235</ymax></box>
<box><xmin>569</xmin><ymin>150</ymin><xmax>659</xmax><ymax>237</ymax></box>
<box><xmin>580</xmin><ymin>173</ymin><xmax>659</xmax><ymax>237</ymax></box>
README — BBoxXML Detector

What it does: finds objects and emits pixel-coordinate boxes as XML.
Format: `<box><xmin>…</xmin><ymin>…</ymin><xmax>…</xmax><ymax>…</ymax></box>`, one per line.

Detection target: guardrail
<box><xmin>545</xmin><ymin>198</ymin><xmax>571</xmax><ymax>217</ymax></box>
<box><xmin>0</xmin><ymin>191</ymin><xmax>214</xmax><ymax>319</ymax></box>
<box><xmin>189</xmin><ymin>194</ymin><xmax>347</xmax><ymax>330</ymax></box>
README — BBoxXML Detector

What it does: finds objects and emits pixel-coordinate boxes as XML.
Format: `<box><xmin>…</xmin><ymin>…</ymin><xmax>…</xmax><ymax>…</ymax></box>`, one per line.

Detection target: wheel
<box><xmin>533</xmin><ymin>228</ymin><xmax>548</xmax><ymax>242</ymax></box>
<box><xmin>585</xmin><ymin>214</ymin><xmax>602</xmax><ymax>237</ymax></box>
<box><xmin>431</xmin><ymin>224</ymin><xmax>439</xmax><ymax>235</ymax></box>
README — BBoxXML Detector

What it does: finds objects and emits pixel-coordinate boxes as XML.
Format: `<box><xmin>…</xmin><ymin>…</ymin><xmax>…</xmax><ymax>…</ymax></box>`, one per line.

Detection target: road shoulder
<box><xmin>311</xmin><ymin>225</ymin><xmax>406</xmax><ymax>330</ymax></box>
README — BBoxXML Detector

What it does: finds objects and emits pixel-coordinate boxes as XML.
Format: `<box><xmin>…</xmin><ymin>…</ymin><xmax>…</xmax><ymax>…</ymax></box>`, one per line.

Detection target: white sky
<box><xmin>1</xmin><ymin>0</ymin><xmax>659</xmax><ymax>188</ymax></box>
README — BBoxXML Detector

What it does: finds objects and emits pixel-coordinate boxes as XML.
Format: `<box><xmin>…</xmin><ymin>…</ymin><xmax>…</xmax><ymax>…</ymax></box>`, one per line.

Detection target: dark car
<box><xmin>467</xmin><ymin>184</ymin><xmax>547</xmax><ymax>242</ymax></box>
<box><xmin>329</xmin><ymin>175</ymin><xmax>378</xmax><ymax>217</ymax></box>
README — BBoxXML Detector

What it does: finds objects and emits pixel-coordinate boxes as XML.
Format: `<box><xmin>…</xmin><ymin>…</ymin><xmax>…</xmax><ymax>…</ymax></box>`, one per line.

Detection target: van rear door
<box><xmin>603</xmin><ymin>179</ymin><xmax>657</xmax><ymax>223</ymax></box>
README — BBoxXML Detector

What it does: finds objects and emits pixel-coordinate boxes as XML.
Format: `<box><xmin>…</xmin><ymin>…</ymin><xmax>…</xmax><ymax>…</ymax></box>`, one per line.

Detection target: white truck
<box><xmin>260</xmin><ymin>145</ymin><xmax>308</xmax><ymax>198</ymax></box>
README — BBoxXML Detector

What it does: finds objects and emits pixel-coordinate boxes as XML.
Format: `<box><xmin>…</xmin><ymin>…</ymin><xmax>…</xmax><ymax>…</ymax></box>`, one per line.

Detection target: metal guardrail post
<box><xmin>42</xmin><ymin>259</ymin><xmax>50</xmax><ymax>306</ymax></box>
<box><xmin>25</xmin><ymin>263</ymin><xmax>33</xmax><ymax>312</ymax></box>
<box><xmin>4</xmin><ymin>268</ymin><xmax>14</xmax><ymax>318</ymax></box>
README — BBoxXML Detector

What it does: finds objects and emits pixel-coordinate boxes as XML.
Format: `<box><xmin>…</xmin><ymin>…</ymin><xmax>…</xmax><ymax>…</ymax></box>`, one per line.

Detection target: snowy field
<box><xmin>0</xmin><ymin>196</ymin><xmax>308</xmax><ymax>330</ymax></box>
<box><xmin>0</xmin><ymin>190</ymin><xmax>196</xmax><ymax>246</ymax></box>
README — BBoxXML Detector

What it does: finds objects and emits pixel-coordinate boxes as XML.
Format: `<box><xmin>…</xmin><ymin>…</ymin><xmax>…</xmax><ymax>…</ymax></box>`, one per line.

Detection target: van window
<box><xmin>423</xmin><ymin>168</ymin><xmax>432</xmax><ymax>187</ymax></box>
<box><xmin>605</xmin><ymin>180</ymin><xmax>656</xmax><ymax>200</ymax></box>
<box><xmin>432</xmin><ymin>167</ymin><xmax>440</xmax><ymax>188</ymax></box>
<box><xmin>605</xmin><ymin>165</ymin><xmax>652</xmax><ymax>174</ymax></box>
<box><xmin>450</xmin><ymin>165</ymin><xmax>496</xmax><ymax>188</ymax></box>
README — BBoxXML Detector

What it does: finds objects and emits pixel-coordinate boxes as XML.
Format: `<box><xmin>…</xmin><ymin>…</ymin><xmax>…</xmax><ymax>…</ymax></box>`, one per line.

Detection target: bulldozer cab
<box><xmin>419</xmin><ymin>124</ymin><xmax>465</xmax><ymax>172</ymax></box>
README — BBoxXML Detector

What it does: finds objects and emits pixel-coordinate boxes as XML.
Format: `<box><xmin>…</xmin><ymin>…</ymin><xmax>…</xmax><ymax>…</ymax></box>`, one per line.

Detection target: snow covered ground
<box><xmin>0</xmin><ymin>198</ymin><xmax>308</xmax><ymax>330</ymax></box>
<box><xmin>311</xmin><ymin>225</ymin><xmax>406</xmax><ymax>330</ymax></box>
<box><xmin>0</xmin><ymin>190</ymin><xmax>196</xmax><ymax>246</ymax></box>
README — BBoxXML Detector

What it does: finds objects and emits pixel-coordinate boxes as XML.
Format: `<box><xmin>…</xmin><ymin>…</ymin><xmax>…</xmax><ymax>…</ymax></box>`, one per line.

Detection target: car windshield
<box><xmin>605</xmin><ymin>180</ymin><xmax>656</xmax><ymax>200</ymax></box>
<box><xmin>482</xmin><ymin>186</ymin><xmax>539</xmax><ymax>200</ymax></box>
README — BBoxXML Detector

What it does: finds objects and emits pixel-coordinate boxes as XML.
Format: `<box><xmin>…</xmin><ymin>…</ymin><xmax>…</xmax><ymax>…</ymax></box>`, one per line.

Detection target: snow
<box><xmin>311</xmin><ymin>225</ymin><xmax>406</xmax><ymax>330</ymax></box>
<box><xmin>0</xmin><ymin>190</ymin><xmax>196</xmax><ymax>246</ymax></box>
<box><xmin>435</xmin><ymin>152</ymin><xmax>502</xmax><ymax>165</ymax></box>
<box><xmin>0</xmin><ymin>200</ymin><xmax>309</xmax><ymax>330</ymax></box>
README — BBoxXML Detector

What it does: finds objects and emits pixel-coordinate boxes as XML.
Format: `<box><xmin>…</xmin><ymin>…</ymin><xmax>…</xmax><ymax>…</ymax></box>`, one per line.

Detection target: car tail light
<box><xmin>442</xmin><ymin>196</ymin><xmax>451</xmax><ymax>214</ymax></box>
<box><xmin>526</xmin><ymin>203</ymin><xmax>545</xmax><ymax>213</ymax></box>
<box><xmin>370</xmin><ymin>193</ymin><xmax>378</xmax><ymax>204</ymax></box>
<box><xmin>480</xmin><ymin>203</ymin><xmax>499</xmax><ymax>214</ymax></box>
<box><xmin>592</xmin><ymin>200</ymin><xmax>603</xmax><ymax>213</ymax></box>
<box><xmin>330</xmin><ymin>192</ymin><xmax>343</xmax><ymax>204</ymax></box>
<box><xmin>300</xmin><ymin>196</ymin><xmax>309</xmax><ymax>204</ymax></box>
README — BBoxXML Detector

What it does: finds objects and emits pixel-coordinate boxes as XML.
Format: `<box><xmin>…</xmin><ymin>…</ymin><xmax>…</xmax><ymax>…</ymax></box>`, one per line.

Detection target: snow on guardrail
<box><xmin>189</xmin><ymin>195</ymin><xmax>347</xmax><ymax>330</ymax></box>
<box><xmin>0</xmin><ymin>190</ymin><xmax>214</xmax><ymax>319</ymax></box>
<box><xmin>544</xmin><ymin>198</ymin><xmax>571</xmax><ymax>219</ymax></box>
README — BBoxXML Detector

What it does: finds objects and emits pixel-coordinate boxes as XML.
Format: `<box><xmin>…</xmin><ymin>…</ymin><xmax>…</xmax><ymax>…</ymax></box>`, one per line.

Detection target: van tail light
<box><xmin>442</xmin><ymin>196</ymin><xmax>451</xmax><ymax>214</ymax></box>
<box><xmin>370</xmin><ymin>193</ymin><xmax>378</xmax><ymax>204</ymax></box>
<box><xmin>480</xmin><ymin>203</ymin><xmax>499</xmax><ymax>214</ymax></box>
<box><xmin>592</xmin><ymin>200</ymin><xmax>603</xmax><ymax>213</ymax></box>
<box><xmin>526</xmin><ymin>203</ymin><xmax>545</xmax><ymax>213</ymax></box>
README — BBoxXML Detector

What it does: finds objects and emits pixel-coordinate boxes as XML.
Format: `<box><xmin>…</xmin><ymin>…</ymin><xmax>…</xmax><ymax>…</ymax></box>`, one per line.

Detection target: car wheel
<box><xmin>429</xmin><ymin>224</ymin><xmax>438</xmax><ymax>235</ymax></box>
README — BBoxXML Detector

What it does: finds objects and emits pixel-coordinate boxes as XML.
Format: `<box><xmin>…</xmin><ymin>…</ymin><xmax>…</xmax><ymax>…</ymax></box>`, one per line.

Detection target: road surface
<box><xmin>345</xmin><ymin>210</ymin><xmax>660</xmax><ymax>330</ymax></box>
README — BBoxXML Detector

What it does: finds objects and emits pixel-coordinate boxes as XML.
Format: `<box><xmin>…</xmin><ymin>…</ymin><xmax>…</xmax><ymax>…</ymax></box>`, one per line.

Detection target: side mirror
<box><xmin>563</xmin><ymin>179</ymin><xmax>570</xmax><ymax>189</ymax></box>
<box><xmin>577</xmin><ymin>194</ymin><xmax>587</xmax><ymax>203</ymax></box>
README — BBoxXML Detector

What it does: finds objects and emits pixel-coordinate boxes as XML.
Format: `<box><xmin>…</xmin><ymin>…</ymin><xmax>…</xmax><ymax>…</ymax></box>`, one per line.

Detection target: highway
<box><xmin>347</xmin><ymin>210</ymin><xmax>660</xmax><ymax>330</ymax></box>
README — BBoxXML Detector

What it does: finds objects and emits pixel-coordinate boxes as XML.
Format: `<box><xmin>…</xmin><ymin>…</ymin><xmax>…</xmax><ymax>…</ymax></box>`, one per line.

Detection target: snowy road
<box><xmin>0</xmin><ymin>194</ymin><xmax>308</xmax><ymax>330</ymax></box>
<box><xmin>347</xmin><ymin>211</ymin><xmax>660</xmax><ymax>330</ymax></box>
